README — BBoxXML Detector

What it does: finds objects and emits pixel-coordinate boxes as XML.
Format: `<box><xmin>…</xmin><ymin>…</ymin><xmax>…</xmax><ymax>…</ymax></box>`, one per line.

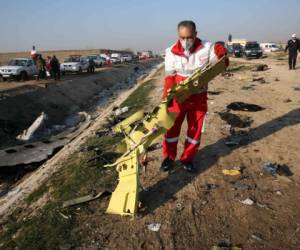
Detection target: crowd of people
<box><xmin>31</xmin><ymin>47</ymin><xmax>61</xmax><ymax>81</ymax></box>
<box><xmin>30</xmin><ymin>46</ymin><xmax>99</xmax><ymax>81</ymax></box>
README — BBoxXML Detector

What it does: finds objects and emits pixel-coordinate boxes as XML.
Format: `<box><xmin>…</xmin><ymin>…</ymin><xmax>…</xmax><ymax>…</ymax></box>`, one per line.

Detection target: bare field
<box><xmin>0</xmin><ymin>49</ymin><xmax>103</xmax><ymax>65</ymax></box>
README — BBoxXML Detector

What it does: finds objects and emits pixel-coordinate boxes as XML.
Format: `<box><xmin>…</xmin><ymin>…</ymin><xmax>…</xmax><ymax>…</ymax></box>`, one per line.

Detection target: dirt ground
<box><xmin>1</xmin><ymin>56</ymin><xmax>300</xmax><ymax>249</ymax></box>
<box><xmin>78</xmin><ymin>57</ymin><xmax>300</xmax><ymax>249</ymax></box>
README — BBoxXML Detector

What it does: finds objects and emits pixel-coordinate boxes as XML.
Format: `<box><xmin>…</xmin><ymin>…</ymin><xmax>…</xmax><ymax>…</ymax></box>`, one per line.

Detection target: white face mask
<box><xmin>180</xmin><ymin>39</ymin><xmax>194</xmax><ymax>51</ymax></box>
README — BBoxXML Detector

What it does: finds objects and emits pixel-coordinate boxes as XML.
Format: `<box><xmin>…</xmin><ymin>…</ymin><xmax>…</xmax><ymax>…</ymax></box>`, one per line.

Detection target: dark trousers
<box><xmin>88</xmin><ymin>66</ymin><xmax>95</xmax><ymax>73</ymax></box>
<box><xmin>38</xmin><ymin>70</ymin><xmax>46</xmax><ymax>79</ymax></box>
<box><xmin>52</xmin><ymin>69</ymin><xmax>60</xmax><ymax>80</ymax></box>
<box><xmin>289</xmin><ymin>54</ymin><xmax>297</xmax><ymax>69</ymax></box>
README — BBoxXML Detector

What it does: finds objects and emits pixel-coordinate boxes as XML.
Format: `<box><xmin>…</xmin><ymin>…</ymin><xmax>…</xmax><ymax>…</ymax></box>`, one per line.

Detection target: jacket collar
<box><xmin>171</xmin><ymin>37</ymin><xmax>204</xmax><ymax>57</ymax></box>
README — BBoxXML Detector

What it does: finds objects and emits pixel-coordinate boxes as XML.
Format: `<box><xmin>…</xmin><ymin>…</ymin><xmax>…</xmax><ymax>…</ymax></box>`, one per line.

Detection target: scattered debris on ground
<box><xmin>16</xmin><ymin>112</ymin><xmax>48</xmax><ymax>141</ymax></box>
<box><xmin>147</xmin><ymin>223</ymin><xmax>161</xmax><ymax>232</ymax></box>
<box><xmin>232</xmin><ymin>183</ymin><xmax>251</xmax><ymax>191</ymax></box>
<box><xmin>227</xmin><ymin>102</ymin><xmax>264</xmax><ymax>112</ymax></box>
<box><xmin>0</xmin><ymin>112</ymin><xmax>91</xmax><ymax>169</ymax></box>
<box><xmin>252</xmin><ymin>77</ymin><xmax>267</xmax><ymax>84</ymax></box>
<box><xmin>262</xmin><ymin>162</ymin><xmax>293</xmax><ymax>176</ymax></box>
<box><xmin>241</xmin><ymin>84</ymin><xmax>256</xmax><ymax>91</ymax></box>
<box><xmin>62</xmin><ymin>190</ymin><xmax>111</xmax><ymax>208</ymax></box>
<box><xmin>208</xmin><ymin>90</ymin><xmax>224</xmax><ymax>95</ymax></box>
<box><xmin>222</xmin><ymin>72</ymin><xmax>234</xmax><ymax>78</ymax></box>
<box><xmin>239</xmin><ymin>198</ymin><xmax>254</xmax><ymax>206</ymax></box>
<box><xmin>113</xmin><ymin>106</ymin><xmax>129</xmax><ymax>116</ymax></box>
<box><xmin>251</xmin><ymin>233</ymin><xmax>263</xmax><ymax>241</ymax></box>
<box><xmin>253</xmin><ymin>64</ymin><xmax>269</xmax><ymax>71</ymax></box>
<box><xmin>294</xmin><ymin>87</ymin><xmax>300</xmax><ymax>92</ymax></box>
<box><xmin>222</xmin><ymin>169</ymin><xmax>241</xmax><ymax>176</ymax></box>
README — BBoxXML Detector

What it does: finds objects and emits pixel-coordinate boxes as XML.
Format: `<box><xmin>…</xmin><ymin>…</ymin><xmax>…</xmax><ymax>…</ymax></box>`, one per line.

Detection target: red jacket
<box><xmin>163</xmin><ymin>38</ymin><xmax>228</xmax><ymax>102</ymax></box>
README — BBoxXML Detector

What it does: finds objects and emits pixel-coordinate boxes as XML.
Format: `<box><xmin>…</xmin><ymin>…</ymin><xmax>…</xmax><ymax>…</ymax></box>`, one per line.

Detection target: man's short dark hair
<box><xmin>177</xmin><ymin>20</ymin><xmax>196</xmax><ymax>32</ymax></box>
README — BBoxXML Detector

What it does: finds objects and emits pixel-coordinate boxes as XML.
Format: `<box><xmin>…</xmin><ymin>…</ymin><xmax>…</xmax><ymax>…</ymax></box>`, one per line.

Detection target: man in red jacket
<box><xmin>161</xmin><ymin>20</ymin><xmax>228</xmax><ymax>173</ymax></box>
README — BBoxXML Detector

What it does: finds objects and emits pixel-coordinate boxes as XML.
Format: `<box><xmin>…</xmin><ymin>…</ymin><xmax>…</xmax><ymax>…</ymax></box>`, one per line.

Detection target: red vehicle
<box><xmin>138</xmin><ymin>51</ymin><xmax>153</xmax><ymax>60</ymax></box>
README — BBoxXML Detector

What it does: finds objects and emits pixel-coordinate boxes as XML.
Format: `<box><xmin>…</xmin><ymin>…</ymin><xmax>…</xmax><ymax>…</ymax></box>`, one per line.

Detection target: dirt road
<box><xmin>0</xmin><ymin>66</ymin><xmax>108</xmax><ymax>92</ymax></box>
<box><xmin>1</xmin><ymin>57</ymin><xmax>300</xmax><ymax>249</ymax></box>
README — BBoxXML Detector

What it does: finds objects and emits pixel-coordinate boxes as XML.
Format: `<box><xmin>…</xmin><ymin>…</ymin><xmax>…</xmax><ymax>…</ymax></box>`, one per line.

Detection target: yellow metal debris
<box><xmin>105</xmin><ymin>57</ymin><xmax>227</xmax><ymax>217</ymax></box>
<box><xmin>222</xmin><ymin>169</ymin><xmax>241</xmax><ymax>176</ymax></box>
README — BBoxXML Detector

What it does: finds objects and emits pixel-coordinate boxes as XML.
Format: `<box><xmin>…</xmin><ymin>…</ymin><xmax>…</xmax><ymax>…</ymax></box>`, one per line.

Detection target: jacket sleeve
<box><xmin>209</xmin><ymin>42</ymin><xmax>229</xmax><ymax>67</ymax></box>
<box><xmin>162</xmin><ymin>48</ymin><xmax>176</xmax><ymax>99</ymax></box>
<box><xmin>285</xmin><ymin>41</ymin><xmax>289</xmax><ymax>52</ymax></box>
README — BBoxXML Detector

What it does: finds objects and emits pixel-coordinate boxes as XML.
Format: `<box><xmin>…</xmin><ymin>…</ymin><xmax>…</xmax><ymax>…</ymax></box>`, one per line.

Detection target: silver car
<box><xmin>60</xmin><ymin>56</ymin><xmax>89</xmax><ymax>73</ymax></box>
<box><xmin>0</xmin><ymin>58</ymin><xmax>37</xmax><ymax>81</ymax></box>
<box><xmin>86</xmin><ymin>55</ymin><xmax>106</xmax><ymax>67</ymax></box>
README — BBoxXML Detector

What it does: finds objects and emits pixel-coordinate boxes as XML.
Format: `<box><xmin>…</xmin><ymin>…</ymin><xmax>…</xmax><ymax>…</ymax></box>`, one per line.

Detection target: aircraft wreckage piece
<box><xmin>16</xmin><ymin>112</ymin><xmax>48</xmax><ymax>141</ymax></box>
<box><xmin>0</xmin><ymin>112</ymin><xmax>91</xmax><ymax>168</ymax></box>
<box><xmin>105</xmin><ymin>57</ymin><xmax>227</xmax><ymax>217</ymax></box>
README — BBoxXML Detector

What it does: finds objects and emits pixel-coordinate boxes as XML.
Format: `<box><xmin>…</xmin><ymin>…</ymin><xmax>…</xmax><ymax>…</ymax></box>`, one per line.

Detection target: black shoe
<box><xmin>181</xmin><ymin>161</ymin><xmax>196</xmax><ymax>173</ymax></box>
<box><xmin>160</xmin><ymin>158</ymin><xmax>174</xmax><ymax>172</ymax></box>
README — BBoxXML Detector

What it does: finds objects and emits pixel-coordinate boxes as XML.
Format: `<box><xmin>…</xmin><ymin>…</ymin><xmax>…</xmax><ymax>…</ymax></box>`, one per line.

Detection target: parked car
<box><xmin>110</xmin><ymin>53</ymin><xmax>121</xmax><ymax>64</ymax></box>
<box><xmin>0</xmin><ymin>58</ymin><xmax>37</xmax><ymax>81</ymax></box>
<box><xmin>60</xmin><ymin>55</ymin><xmax>89</xmax><ymax>73</ymax></box>
<box><xmin>121</xmin><ymin>54</ymin><xmax>133</xmax><ymax>63</ymax></box>
<box><xmin>226</xmin><ymin>44</ymin><xmax>234</xmax><ymax>55</ymax></box>
<box><xmin>100</xmin><ymin>54</ymin><xmax>111</xmax><ymax>65</ymax></box>
<box><xmin>232</xmin><ymin>43</ymin><xmax>243</xmax><ymax>57</ymax></box>
<box><xmin>86</xmin><ymin>55</ymin><xmax>106</xmax><ymax>67</ymax></box>
<box><xmin>243</xmin><ymin>42</ymin><xmax>263</xmax><ymax>59</ymax></box>
<box><xmin>260</xmin><ymin>43</ymin><xmax>281</xmax><ymax>53</ymax></box>
<box><xmin>138</xmin><ymin>51</ymin><xmax>153</xmax><ymax>60</ymax></box>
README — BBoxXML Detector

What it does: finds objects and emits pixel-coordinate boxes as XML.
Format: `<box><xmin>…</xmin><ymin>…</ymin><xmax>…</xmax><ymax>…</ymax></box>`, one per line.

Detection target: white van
<box><xmin>260</xmin><ymin>43</ymin><xmax>280</xmax><ymax>53</ymax></box>
<box><xmin>110</xmin><ymin>53</ymin><xmax>122</xmax><ymax>64</ymax></box>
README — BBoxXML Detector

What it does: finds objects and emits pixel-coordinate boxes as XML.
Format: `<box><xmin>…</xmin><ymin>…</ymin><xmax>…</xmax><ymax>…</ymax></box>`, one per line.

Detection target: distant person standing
<box><xmin>36</xmin><ymin>54</ymin><xmax>46</xmax><ymax>80</ymax></box>
<box><xmin>31</xmin><ymin>45</ymin><xmax>38</xmax><ymax>61</ymax></box>
<box><xmin>88</xmin><ymin>58</ymin><xmax>95</xmax><ymax>73</ymax></box>
<box><xmin>285</xmin><ymin>34</ymin><xmax>300</xmax><ymax>70</ymax></box>
<box><xmin>50</xmin><ymin>56</ymin><xmax>61</xmax><ymax>80</ymax></box>
<box><xmin>46</xmin><ymin>56</ymin><xmax>52</xmax><ymax>78</ymax></box>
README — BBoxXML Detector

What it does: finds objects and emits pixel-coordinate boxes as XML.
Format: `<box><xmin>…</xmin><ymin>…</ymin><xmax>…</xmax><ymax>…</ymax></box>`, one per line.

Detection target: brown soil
<box><xmin>2</xmin><ymin>56</ymin><xmax>300</xmax><ymax>249</ymax></box>
<box><xmin>77</xmin><ymin>57</ymin><xmax>300</xmax><ymax>249</ymax></box>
